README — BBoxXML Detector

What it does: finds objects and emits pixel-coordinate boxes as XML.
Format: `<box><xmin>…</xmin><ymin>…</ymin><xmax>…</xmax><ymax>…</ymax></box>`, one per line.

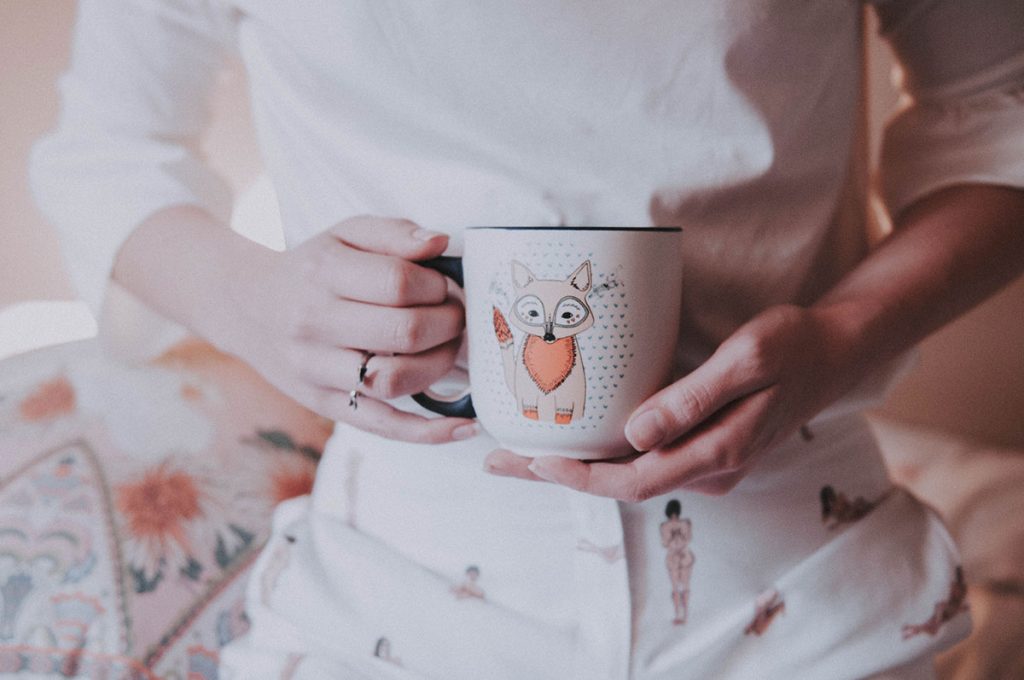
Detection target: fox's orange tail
<box><xmin>493</xmin><ymin>307</ymin><xmax>513</xmax><ymax>346</ymax></box>
<box><xmin>493</xmin><ymin>306</ymin><xmax>516</xmax><ymax>394</ymax></box>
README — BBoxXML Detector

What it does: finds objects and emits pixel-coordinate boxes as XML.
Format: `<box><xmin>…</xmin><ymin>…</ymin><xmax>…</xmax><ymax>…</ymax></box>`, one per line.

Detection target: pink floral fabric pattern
<box><xmin>0</xmin><ymin>337</ymin><xmax>332</xmax><ymax>678</ymax></box>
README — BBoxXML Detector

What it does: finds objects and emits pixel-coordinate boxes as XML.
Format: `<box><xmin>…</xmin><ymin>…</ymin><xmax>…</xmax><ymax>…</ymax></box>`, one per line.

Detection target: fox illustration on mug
<box><xmin>492</xmin><ymin>260</ymin><xmax>594</xmax><ymax>424</ymax></box>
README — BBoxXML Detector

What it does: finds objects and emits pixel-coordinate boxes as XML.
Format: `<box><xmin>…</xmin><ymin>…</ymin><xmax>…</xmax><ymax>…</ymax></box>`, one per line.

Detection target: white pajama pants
<box><xmin>219</xmin><ymin>411</ymin><xmax>969</xmax><ymax>679</ymax></box>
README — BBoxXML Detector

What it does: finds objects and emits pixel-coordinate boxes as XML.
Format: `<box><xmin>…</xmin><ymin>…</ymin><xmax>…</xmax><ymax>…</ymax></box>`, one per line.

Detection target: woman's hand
<box><xmin>212</xmin><ymin>215</ymin><xmax>477</xmax><ymax>444</ymax></box>
<box><xmin>484</xmin><ymin>303</ymin><xmax>863</xmax><ymax>500</ymax></box>
<box><xmin>483</xmin><ymin>184</ymin><xmax>1024</xmax><ymax>501</ymax></box>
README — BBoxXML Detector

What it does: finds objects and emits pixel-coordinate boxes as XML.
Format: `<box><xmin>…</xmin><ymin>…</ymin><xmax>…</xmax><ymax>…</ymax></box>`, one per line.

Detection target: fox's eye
<box><xmin>554</xmin><ymin>297</ymin><xmax>589</xmax><ymax>327</ymax></box>
<box><xmin>514</xmin><ymin>295</ymin><xmax>545</xmax><ymax>326</ymax></box>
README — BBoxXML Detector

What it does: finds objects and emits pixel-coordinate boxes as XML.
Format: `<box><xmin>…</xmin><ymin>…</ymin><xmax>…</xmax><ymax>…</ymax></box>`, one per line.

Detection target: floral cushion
<box><xmin>0</xmin><ymin>337</ymin><xmax>333</xmax><ymax>678</ymax></box>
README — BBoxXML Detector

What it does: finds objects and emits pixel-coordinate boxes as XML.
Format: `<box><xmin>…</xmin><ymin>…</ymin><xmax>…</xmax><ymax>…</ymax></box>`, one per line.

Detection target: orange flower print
<box><xmin>116</xmin><ymin>461</ymin><xmax>206</xmax><ymax>590</ymax></box>
<box><xmin>243</xmin><ymin>427</ymin><xmax>321</xmax><ymax>510</ymax></box>
<box><xmin>270</xmin><ymin>465</ymin><xmax>316</xmax><ymax>504</ymax></box>
<box><xmin>117</xmin><ymin>462</ymin><xmax>203</xmax><ymax>541</ymax></box>
<box><xmin>113</xmin><ymin>456</ymin><xmax>264</xmax><ymax>593</ymax></box>
<box><xmin>18</xmin><ymin>376</ymin><xmax>75</xmax><ymax>422</ymax></box>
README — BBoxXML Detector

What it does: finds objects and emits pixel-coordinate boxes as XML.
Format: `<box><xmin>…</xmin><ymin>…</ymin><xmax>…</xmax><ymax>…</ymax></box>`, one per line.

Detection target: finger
<box><xmin>533</xmin><ymin>390</ymin><xmax>773</xmax><ymax>502</ymax></box>
<box><xmin>319</xmin><ymin>241</ymin><xmax>449</xmax><ymax>306</ymax></box>
<box><xmin>299</xmin><ymin>298</ymin><xmax>464</xmax><ymax>354</ymax></box>
<box><xmin>292</xmin><ymin>337</ymin><xmax>461</xmax><ymax>399</ymax></box>
<box><xmin>526</xmin><ymin>451</ymin><xmax>669</xmax><ymax>503</ymax></box>
<box><xmin>330</xmin><ymin>215</ymin><xmax>449</xmax><ymax>261</ymax></box>
<box><xmin>624</xmin><ymin>334</ymin><xmax>776</xmax><ymax>451</ymax></box>
<box><xmin>361</xmin><ymin>337</ymin><xmax>462</xmax><ymax>398</ymax></box>
<box><xmin>482</xmin><ymin>449</ymin><xmax>549</xmax><ymax>482</ymax></box>
<box><xmin>680</xmin><ymin>469</ymin><xmax>748</xmax><ymax>496</ymax></box>
<box><xmin>310</xmin><ymin>385</ymin><xmax>479</xmax><ymax>444</ymax></box>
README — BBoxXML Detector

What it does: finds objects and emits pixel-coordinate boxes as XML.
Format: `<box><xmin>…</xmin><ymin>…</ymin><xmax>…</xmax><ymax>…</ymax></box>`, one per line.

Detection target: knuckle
<box><xmin>699</xmin><ymin>440</ymin><xmax>731</xmax><ymax>469</ymax></box>
<box><xmin>769</xmin><ymin>303</ymin><xmax>805</xmax><ymax>326</ymax></box>
<box><xmin>700</xmin><ymin>481</ymin><xmax>733</xmax><ymax>497</ymax></box>
<box><xmin>434</xmin><ymin>345</ymin><xmax>460</xmax><ymax>374</ymax></box>
<box><xmin>732</xmin><ymin>332</ymin><xmax>773</xmax><ymax>379</ymax></box>
<box><xmin>720</xmin><ymin>475</ymin><xmax>742</xmax><ymax>493</ymax></box>
<box><xmin>624</xmin><ymin>485</ymin><xmax>654</xmax><ymax>504</ymax></box>
<box><xmin>442</xmin><ymin>300</ymin><xmax>466</xmax><ymax>338</ymax></box>
<box><xmin>392</xmin><ymin>311</ymin><xmax>427</xmax><ymax>352</ymax></box>
<box><xmin>623</xmin><ymin>474</ymin><xmax>658</xmax><ymax>504</ymax></box>
<box><xmin>421</xmin><ymin>271</ymin><xmax>448</xmax><ymax>304</ymax></box>
<box><xmin>668</xmin><ymin>385</ymin><xmax>712</xmax><ymax>423</ymax></box>
<box><xmin>307</xmin><ymin>245</ymin><xmax>334</xmax><ymax>278</ymax></box>
<box><xmin>286</xmin><ymin>298</ymin><xmax>323</xmax><ymax>342</ymax></box>
<box><xmin>373</xmin><ymin>364</ymin><xmax>407</xmax><ymax>400</ymax></box>
<box><xmin>622</xmin><ymin>487</ymin><xmax>644</xmax><ymax>504</ymax></box>
<box><xmin>718</xmin><ymin>447</ymin><xmax>746</xmax><ymax>473</ymax></box>
<box><xmin>706</xmin><ymin>475</ymin><xmax>742</xmax><ymax>496</ymax></box>
<box><xmin>355</xmin><ymin>419</ymin><xmax>390</xmax><ymax>440</ymax></box>
<box><xmin>364</xmin><ymin>421</ymin><xmax>392</xmax><ymax>439</ymax></box>
<box><xmin>382</xmin><ymin>261</ymin><xmax>415</xmax><ymax>304</ymax></box>
<box><xmin>734</xmin><ymin>331</ymin><xmax>766</xmax><ymax>364</ymax></box>
<box><xmin>358</xmin><ymin>411</ymin><xmax>436</xmax><ymax>445</ymax></box>
<box><xmin>414</xmin><ymin>426</ymin><xmax>449</xmax><ymax>445</ymax></box>
<box><xmin>391</xmin><ymin>217</ymin><xmax>419</xmax><ymax>232</ymax></box>
<box><xmin>332</xmin><ymin>214</ymin><xmax>371</xmax><ymax>236</ymax></box>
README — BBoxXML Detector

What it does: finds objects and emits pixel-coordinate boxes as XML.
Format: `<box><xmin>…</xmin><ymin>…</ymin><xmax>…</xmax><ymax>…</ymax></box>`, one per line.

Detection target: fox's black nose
<box><xmin>543</xmin><ymin>332</ymin><xmax>556</xmax><ymax>343</ymax></box>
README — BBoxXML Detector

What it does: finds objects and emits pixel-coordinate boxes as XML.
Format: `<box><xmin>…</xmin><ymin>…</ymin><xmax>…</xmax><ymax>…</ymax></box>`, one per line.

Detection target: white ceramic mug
<box><xmin>414</xmin><ymin>226</ymin><xmax>683</xmax><ymax>460</ymax></box>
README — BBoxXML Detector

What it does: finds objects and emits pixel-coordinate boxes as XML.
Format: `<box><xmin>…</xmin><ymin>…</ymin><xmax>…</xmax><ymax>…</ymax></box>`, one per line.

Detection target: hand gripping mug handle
<box><xmin>410</xmin><ymin>256</ymin><xmax>477</xmax><ymax>418</ymax></box>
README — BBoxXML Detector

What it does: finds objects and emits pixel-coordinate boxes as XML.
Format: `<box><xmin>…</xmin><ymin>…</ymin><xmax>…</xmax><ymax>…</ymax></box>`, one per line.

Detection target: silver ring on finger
<box><xmin>357</xmin><ymin>351</ymin><xmax>374</xmax><ymax>386</ymax></box>
<box><xmin>348</xmin><ymin>389</ymin><xmax>361</xmax><ymax>411</ymax></box>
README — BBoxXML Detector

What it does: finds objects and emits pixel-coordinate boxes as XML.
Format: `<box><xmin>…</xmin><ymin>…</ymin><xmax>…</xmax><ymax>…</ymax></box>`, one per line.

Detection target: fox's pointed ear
<box><xmin>511</xmin><ymin>261</ymin><xmax>536</xmax><ymax>289</ymax></box>
<box><xmin>569</xmin><ymin>260</ymin><xmax>592</xmax><ymax>293</ymax></box>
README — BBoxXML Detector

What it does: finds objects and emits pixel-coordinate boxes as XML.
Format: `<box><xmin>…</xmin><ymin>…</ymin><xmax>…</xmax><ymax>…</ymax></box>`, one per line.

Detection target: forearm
<box><xmin>110</xmin><ymin>205</ymin><xmax>278</xmax><ymax>348</ymax></box>
<box><xmin>813</xmin><ymin>184</ymin><xmax>1024</xmax><ymax>370</ymax></box>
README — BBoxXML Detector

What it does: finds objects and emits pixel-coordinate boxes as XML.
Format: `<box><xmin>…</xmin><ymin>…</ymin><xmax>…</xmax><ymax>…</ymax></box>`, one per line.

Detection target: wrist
<box><xmin>200</xmin><ymin>233</ymin><xmax>282</xmax><ymax>357</ymax></box>
<box><xmin>805</xmin><ymin>298</ymin><xmax>891</xmax><ymax>398</ymax></box>
<box><xmin>111</xmin><ymin>206</ymin><xmax>258</xmax><ymax>346</ymax></box>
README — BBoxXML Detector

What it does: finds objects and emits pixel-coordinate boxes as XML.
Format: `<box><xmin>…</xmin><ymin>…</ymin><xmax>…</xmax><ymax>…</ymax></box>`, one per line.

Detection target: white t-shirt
<box><xmin>29</xmin><ymin>4</ymin><xmax>1024</xmax><ymax>677</ymax></box>
<box><xmin>31</xmin><ymin>1</ymin><xmax>1024</xmax><ymax>377</ymax></box>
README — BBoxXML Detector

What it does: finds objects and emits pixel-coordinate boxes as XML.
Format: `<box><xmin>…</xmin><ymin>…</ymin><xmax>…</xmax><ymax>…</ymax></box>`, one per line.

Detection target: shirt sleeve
<box><xmin>29</xmin><ymin>0</ymin><xmax>237</xmax><ymax>318</ymax></box>
<box><xmin>868</xmin><ymin>0</ymin><xmax>1024</xmax><ymax>220</ymax></box>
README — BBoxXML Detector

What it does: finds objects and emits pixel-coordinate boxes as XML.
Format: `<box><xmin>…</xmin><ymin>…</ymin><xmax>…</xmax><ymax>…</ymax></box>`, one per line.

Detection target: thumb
<box><xmin>624</xmin><ymin>345</ymin><xmax>768</xmax><ymax>451</ymax></box>
<box><xmin>330</xmin><ymin>215</ymin><xmax>449</xmax><ymax>260</ymax></box>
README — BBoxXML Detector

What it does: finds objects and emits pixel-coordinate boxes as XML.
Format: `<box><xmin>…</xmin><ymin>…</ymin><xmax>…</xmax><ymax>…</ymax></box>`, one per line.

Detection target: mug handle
<box><xmin>410</xmin><ymin>256</ymin><xmax>476</xmax><ymax>418</ymax></box>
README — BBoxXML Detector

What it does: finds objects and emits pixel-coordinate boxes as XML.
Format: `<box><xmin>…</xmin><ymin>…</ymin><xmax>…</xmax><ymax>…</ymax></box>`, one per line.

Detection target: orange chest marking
<box><xmin>523</xmin><ymin>336</ymin><xmax>576</xmax><ymax>393</ymax></box>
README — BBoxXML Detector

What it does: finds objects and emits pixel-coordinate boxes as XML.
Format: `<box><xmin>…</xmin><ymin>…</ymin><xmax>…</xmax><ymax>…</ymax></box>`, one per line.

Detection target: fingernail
<box><xmin>483</xmin><ymin>460</ymin><xmax>509</xmax><ymax>476</ymax></box>
<box><xmin>626</xmin><ymin>409</ymin><xmax>666</xmax><ymax>451</ymax></box>
<box><xmin>412</xmin><ymin>228</ymin><xmax>445</xmax><ymax>241</ymax></box>
<box><xmin>452</xmin><ymin>423</ymin><xmax>480</xmax><ymax>441</ymax></box>
<box><xmin>527</xmin><ymin>459</ymin><xmax>557</xmax><ymax>482</ymax></box>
